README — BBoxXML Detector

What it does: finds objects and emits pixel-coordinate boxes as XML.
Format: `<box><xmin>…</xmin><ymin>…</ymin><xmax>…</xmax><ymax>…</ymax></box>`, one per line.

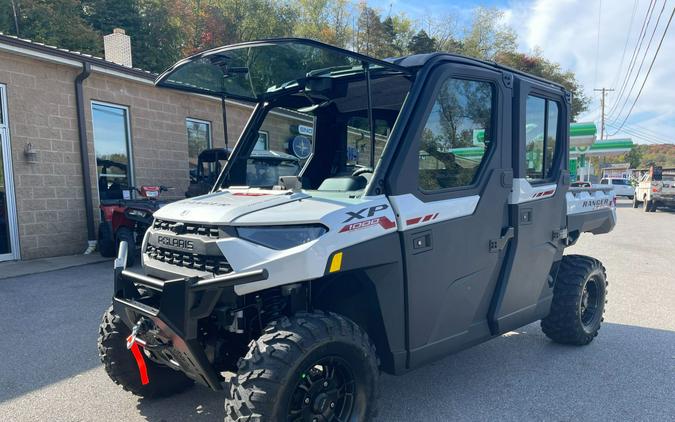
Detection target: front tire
<box><xmin>226</xmin><ymin>311</ymin><xmax>379</xmax><ymax>421</ymax></box>
<box><xmin>98</xmin><ymin>222</ymin><xmax>116</xmax><ymax>257</ymax></box>
<box><xmin>541</xmin><ymin>255</ymin><xmax>607</xmax><ymax>345</ymax></box>
<box><xmin>97</xmin><ymin>307</ymin><xmax>194</xmax><ymax>398</ymax></box>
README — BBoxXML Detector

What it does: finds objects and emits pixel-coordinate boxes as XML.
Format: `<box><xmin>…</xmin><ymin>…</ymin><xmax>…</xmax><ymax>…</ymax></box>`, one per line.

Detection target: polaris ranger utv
<box><xmin>98</xmin><ymin>39</ymin><xmax>616</xmax><ymax>421</ymax></box>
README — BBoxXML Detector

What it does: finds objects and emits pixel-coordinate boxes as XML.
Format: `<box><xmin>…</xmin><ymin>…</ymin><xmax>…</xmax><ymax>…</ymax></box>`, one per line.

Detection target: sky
<box><xmin>368</xmin><ymin>0</ymin><xmax>675</xmax><ymax>145</ymax></box>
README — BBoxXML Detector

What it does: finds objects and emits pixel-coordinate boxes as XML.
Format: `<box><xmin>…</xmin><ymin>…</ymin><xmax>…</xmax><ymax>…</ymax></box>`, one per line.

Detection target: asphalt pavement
<box><xmin>0</xmin><ymin>200</ymin><xmax>673</xmax><ymax>421</ymax></box>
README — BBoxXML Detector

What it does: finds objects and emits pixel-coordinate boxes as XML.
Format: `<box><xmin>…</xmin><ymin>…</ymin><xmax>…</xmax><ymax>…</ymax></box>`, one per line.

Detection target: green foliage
<box><xmin>0</xmin><ymin>0</ymin><xmax>590</xmax><ymax>118</ymax></box>
<box><xmin>625</xmin><ymin>145</ymin><xmax>643</xmax><ymax>169</ymax></box>
<box><xmin>407</xmin><ymin>30</ymin><xmax>436</xmax><ymax>54</ymax></box>
<box><xmin>1</xmin><ymin>0</ymin><xmax>100</xmax><ymax>55</ymax></box>
<box><xmin>461</xmin><ymin>8</ymin><xmax>516</xmax><ymax>61</ymax></box>
<box><xmin>635</xmin><ymin>144</ymin><xmax>675</xmax><ymax>168</ymax></box>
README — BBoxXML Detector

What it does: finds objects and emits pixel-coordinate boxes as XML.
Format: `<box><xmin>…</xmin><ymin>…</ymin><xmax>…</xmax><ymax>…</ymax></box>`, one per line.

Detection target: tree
<box><xmin>293</xmin><ymin>0</ymin><xmax>351</xmax><ymax>48</ymax></box>
<box><xmin>495</xmin><ymin>50</ymin><xmax>590</xmax><ymax>119</ymax></box>
<box><xmin>407</xmin><ymin>30</ymin><xmax>436</xmax><ymax>54</ymax></box>
<box><xmin>625</xmin><ymin>145</ymin><xmax>643</xmax><ymax>169</ymax></box>
<box><xmin>461</xmin><ymin>7</ymin><xmax>516</xmax><ymax>60</ymax></box>
<box><xmin>1</xmin><ymin>0</ymin><xmax>101</xmax><ymax>55</ymax></box>
<box><xmin>355</xmin><ymin>4</ymin><xmax>385</xmax><ymax>57</ymax></box>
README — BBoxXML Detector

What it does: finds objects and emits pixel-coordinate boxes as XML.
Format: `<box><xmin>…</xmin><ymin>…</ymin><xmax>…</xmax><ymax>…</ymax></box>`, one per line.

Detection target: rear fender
<box><xmin>112</xmin><ymin>210</ymin><xmax>133</xmax><ymax>233</ymax></box>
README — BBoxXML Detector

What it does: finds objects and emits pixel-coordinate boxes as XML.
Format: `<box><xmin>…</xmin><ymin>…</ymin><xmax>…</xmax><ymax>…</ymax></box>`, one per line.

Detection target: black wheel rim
<box><xmin>580</xmin><ymin>276</ymin><xmax>601</xmax><ymax>327</ymax></box>
<box><xmin>287</xmin><ymin>356</ymin><xmax>356</xmax><ymax>422</ymax></box>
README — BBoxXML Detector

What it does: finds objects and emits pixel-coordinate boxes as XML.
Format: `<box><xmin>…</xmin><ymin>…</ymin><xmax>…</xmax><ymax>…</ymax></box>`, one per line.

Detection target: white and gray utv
<box><xmin>98</xmin><ymin>39</ymin><xmax>616</xmax><ymax>421</ymax></box>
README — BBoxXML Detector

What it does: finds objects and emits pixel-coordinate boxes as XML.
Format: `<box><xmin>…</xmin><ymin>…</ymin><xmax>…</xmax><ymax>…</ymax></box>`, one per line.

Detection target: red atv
<box><xmin>98</xmin><ymin>185</ymin><xmax>172</xmax><ymax>266</ymax></box>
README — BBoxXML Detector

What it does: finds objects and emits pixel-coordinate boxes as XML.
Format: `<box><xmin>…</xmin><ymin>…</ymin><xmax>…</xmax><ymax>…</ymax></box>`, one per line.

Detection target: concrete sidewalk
<box><xmin>0</xmin><ymin>253</ymin><xmax>111</xmax><ymax>280</ymax></box>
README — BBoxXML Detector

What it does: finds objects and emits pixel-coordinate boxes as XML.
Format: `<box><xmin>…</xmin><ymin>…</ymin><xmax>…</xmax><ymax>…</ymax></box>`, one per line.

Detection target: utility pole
<box><xmin>593</xmin><ymin>88</ymin><xmax>615</xmax><ymax>140</ymax></box>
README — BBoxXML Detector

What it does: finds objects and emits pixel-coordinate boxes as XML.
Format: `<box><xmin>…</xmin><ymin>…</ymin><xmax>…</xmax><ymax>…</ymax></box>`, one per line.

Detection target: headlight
<box><xmin>237</xmin><ymin>225</ymin><xmax>327</xmax><ymax>250</ymax></box>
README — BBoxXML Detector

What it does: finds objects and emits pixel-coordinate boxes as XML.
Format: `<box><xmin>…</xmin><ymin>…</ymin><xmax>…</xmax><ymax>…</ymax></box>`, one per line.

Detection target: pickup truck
<box><xmin>97</xmin><ymin>38</ymin><xmax>616</xmax><ymax>421</ymax></box>
<box><xmin>633</xmin><ymin>166</ymin><xmax>675</xmax><ymax>212</ymax></box>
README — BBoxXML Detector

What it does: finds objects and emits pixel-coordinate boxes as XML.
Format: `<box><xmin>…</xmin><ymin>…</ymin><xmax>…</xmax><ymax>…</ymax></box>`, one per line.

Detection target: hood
<box><xmin>154</xmin><ymin>188</ymin><xmax>311</xmax><ymax>224</ymax></box>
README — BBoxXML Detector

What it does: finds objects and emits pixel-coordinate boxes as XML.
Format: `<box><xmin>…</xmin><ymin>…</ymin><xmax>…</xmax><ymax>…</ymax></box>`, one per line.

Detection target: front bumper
<box><xmin>112</xmin><ymin>242</ymin><xmax>268</xmax><ymax>389</ymax></box>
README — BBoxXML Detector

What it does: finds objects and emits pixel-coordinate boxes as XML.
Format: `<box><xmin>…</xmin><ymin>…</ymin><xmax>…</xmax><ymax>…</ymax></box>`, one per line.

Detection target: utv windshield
<box><xmin>218</xmin><ymin>70</ymin><xmax>412</xmax><ymax>198</ymax></box>
<box><xmin>156</xmin><ymin>39</ymin><xmax>408</xmax><ymax>101</ymax></box>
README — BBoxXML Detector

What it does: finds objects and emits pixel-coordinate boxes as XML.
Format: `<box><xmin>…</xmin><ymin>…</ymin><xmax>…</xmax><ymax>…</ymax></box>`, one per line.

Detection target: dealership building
<box><xmin>0</xmin><ymin>30</ymin><xmax>314</xmax><ymax>261</ymax></box>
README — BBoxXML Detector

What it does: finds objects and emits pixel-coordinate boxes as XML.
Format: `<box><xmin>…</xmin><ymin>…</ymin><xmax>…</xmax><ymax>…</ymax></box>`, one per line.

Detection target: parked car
<box><xmin>600</xmin><ymin>177</ymin><xmax>633</xmax><ymax>199</ymax></box>
<box><xmin>633</xmin><ymin>165</ymin><xmax>675</xmax><ymax>211</ymax></box>
<box><xmin>98</xmin><ymin>38</ymin><xmax>616</xmax><ymax>420</ymax></box>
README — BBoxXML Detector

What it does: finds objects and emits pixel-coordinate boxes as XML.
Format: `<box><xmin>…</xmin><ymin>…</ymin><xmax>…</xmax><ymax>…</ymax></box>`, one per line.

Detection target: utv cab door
<box><xmin>489</xmin><ymin>79</ymin><xmax>569</xmax><ymax>334</ymax></box>
<box><xmin>386</xmin><ymin>62</ymin><xmax>514</xmax><ymax>368</ymax></box>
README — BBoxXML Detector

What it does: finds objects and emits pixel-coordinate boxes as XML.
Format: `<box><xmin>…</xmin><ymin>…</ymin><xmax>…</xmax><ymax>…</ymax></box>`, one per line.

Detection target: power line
<box><xmin>607</xmin><ymin>5</ymin><xmax>675</xmax><ymax>136</ymax></box>
<box><xmin>592</xmin><ymin>0</ymin><xmax>603</xmax><ymax>93</ymax></box>
<box><xmin>606</xmin><ymin>0</ymin><xmax>656</xmax><ymax>116</ymax></box>
<box><xmin>610</xmin><ymin>0</ymin><xmax>639</xmax><ymax>89</ymax></box>
<box><xmin>608</xmin><ymin>0</ymin><xmax>667</xmax><ymax>122</ymax></box>
<box><xmin>627</xmin><ymin>121</ymin><xmax>674</xmax><ymax>139</ymax></box>
<box><xmin>621</xmin><ymin>125</ymin><xmax>675</xmax><ymax>145</ymax></box>
<box><xmin>607</xmin><ymin>122</ymin><xmax>675</xmax><ymax>145</ymax></box>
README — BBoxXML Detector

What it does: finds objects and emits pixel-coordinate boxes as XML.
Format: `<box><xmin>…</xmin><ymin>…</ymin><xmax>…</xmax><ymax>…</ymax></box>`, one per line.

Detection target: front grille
<box><xmin>145</xmin><ymin>245</ymin><xmax>232</xmax><ymax>275</ymax></box>
<box><xmin>153</xmin><ymin>219</ymin><xmax>220</xmax><ymax>239</ymax></box>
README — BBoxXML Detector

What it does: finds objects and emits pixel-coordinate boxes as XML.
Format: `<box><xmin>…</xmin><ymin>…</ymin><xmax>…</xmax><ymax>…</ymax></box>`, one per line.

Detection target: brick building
<box><xmin>0</xmin><ymin>32</ymin><xmax>312</xmax><ymax>261</ymax></box>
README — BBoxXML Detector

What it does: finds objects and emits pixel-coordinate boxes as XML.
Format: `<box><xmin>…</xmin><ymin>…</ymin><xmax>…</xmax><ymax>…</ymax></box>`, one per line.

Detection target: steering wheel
<box><xmin>352</xmin><ymin>167</ymin><xmax>374</xmax><ymax>178</ymax></box>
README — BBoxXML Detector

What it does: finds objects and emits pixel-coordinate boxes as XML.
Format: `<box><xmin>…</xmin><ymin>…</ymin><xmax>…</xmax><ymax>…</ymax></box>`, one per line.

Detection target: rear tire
<box><xmin>644</xmin><ymin>198</ymin><xmax>652</xmax><ymax>212</ymax></box>
<box><xmin>97</xmin><ymin>306</ymin><xmax>194</xmax><ymax>398</ymax></box>
<box><xmin>115</xmin><ymin>226</ymin><xmax>136</xmax><ymax>267</ymax></box>
<box><xmin>541</xmin><ymin>255</ymin><xmax>607</xmax><ymax>345</ymax></box>
<box><xmin>98</xmin><ymin>222</ymin><xmax>116</xmax><ymax>257</ymax></box>
<box><xmin>225</xmin><ymin>311</ymin><xmax>379</xmax><ymax>422</ymax></box>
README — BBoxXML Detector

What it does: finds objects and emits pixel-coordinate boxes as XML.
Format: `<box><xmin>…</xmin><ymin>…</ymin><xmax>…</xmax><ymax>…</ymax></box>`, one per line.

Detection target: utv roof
<box><xmin>156</xmin><ymin>38</ymin><xmax>567</xmax><ymax>101</ymax></box>
<box><xmin>156</xmin><ymin>38</ymin><xmax>410</xmax><ymax>102</ymax></box>
<box><xmin>386</xmin><ymin>52</ymin><xmax>568</xmax><ymax>92</ymax></box>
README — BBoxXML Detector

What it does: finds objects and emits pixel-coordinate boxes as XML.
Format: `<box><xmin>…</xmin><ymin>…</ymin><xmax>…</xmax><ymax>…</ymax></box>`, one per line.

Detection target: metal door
<box><xmin>385</xmin><ymin>63</ymin><xmax>513</xmax><ymax>368</ymax></box>
<box><xmin>489</xmin><ymin>79</ymin><xmax>569</xmax><ymax>334</ymax></box>
<box><xmin>0</xmin><ymin>84</ymin><xmax>19</xmax><ymax>261</ymax></box>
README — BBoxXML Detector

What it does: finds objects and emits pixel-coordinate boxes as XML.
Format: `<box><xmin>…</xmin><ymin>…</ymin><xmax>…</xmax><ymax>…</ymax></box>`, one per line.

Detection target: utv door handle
<box><xmin>489</xmin><ymin>227</ymin><xmax>514</xmax><ymax>253</ymax></box>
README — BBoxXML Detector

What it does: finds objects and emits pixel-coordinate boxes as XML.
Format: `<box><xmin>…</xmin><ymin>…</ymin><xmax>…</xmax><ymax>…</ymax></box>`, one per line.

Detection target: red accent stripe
<box><xmin>422</xmin><ymin>214</ymin><xmax>433</xmax><ymax>222</ymax></box>
<box><xmin>128</xmin><ymin>337</ymin><xmax>149</xmax><ymax>385</ymax></box>
<box><xmin>406</xmin><ymin>217</ymin><xmax>421</xmax><ymax>225</ymax></box>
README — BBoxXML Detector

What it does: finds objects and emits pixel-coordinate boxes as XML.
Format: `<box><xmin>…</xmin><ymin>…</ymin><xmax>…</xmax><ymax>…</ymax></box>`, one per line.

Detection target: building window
<box><xmin>418</xmin><ymin>78</ymin><xmax>494</xmax><ymax>191</ymax></box>
<box><xmin>525</xmin><ymin>96</ymin><xmax>560</xmax><ymax>181</ymax></box>
<box><xmin>186</xmin><ymin>118</ymin><xmax>212</xmax><ymax>171</ymax></box>
<box><xmin>92</xmin><ymin>102</ymin><xmax>133</xmax><ymax>201</ymax></box>
<box><xmin>255</xmin><ymin>131</ymin><xmax>269</xmax><ymax>150</ymax></box>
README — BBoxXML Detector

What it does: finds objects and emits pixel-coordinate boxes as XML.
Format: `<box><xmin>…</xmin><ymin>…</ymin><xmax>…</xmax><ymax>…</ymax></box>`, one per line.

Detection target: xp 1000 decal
<box><xmin>339</xmin><ymin>204</ymin><xmax>396</xmax><ymax>233</ymax></box>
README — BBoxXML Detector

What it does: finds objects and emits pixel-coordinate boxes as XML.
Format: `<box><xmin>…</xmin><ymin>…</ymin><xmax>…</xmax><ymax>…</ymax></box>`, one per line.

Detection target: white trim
<box><xmin>0</xmin><ymin>84</ymin><xmax>20</xmax><ymax>261</ymax></box>
<box><xmin>90</xmin><ymin>65</ymin><xmax>154</xmax><ymax>85</ymax></box>
<box><xmin>389</xmin><ymin>193</ymin><xmax>480</xmax><ymax>231</ymax></box>
<box><xmin>0</xmin><ymin>42</ymin><xmax>82</xmax><ymax>67</ymax></box>
<box><xmin>90</xmin><ymin>101</ymin><xmax>134</xmax><ymax>195</ymax></box>
<box><xmin>509</xmin><ymin>178</ymin><xmax>557</xmax><ymax>204</ymax></box>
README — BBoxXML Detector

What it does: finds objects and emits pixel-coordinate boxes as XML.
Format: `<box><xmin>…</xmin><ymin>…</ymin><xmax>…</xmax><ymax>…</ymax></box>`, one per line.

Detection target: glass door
<box><xmin>0</xmin><ymin>84</ymin><xmax>19</xmax><ymax>261</ymax></box>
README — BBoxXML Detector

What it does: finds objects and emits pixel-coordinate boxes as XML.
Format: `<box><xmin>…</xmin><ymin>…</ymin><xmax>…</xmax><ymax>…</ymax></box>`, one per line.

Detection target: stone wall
<box><xmin>0</xmin><ymin>51</ymin><xmax>257</xmax><ymax>259</ymax></box>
